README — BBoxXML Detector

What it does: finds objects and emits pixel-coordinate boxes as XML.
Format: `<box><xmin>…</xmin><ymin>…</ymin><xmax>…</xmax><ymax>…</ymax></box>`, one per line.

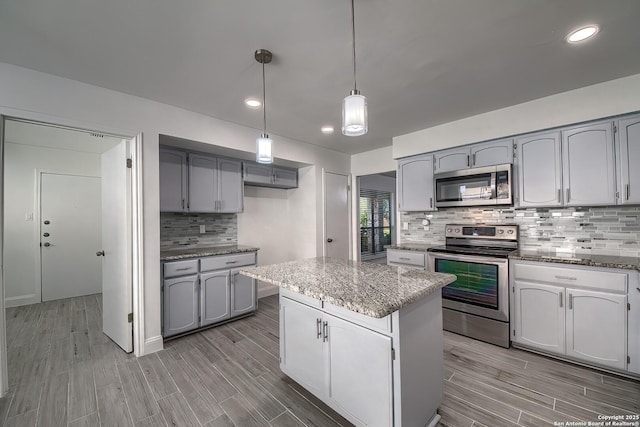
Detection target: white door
<box><xmin>101</xmin><ymin>140</ymin><xmax>133</xmax><ymax>353</ymax></box>
<box><xmin>40</xmin><ymin>173</ymin><xmax>102</xmax><ymax>301</ymax></box>
<box><xmin>566</xmin><ymin>288</ymin><xmax>627</xmax><ymax>370</ymax></box>
<box><xmin>324</xmin><ymin>171</ymin><xmax>349</xmax><ymax>259</ymax></box>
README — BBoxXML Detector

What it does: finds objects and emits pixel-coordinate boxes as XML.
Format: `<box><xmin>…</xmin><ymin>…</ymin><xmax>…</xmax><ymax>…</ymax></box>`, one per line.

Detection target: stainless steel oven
<box><xmin>427</xmin><ymin>224</ymin><xmax>518</xmax><ymax>347</ymax></box>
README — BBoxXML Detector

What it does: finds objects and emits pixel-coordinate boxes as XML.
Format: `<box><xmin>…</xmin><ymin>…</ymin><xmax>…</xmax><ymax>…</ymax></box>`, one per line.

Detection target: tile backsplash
<box><xmin>160</xmin><ymin>213</ymin><xmax>237</xmax><ymax>249</ymax></box>
<box><xmin>400</xmin><ymin>206</ymin><xmax>640</xmax><ymax>256</ymax></box>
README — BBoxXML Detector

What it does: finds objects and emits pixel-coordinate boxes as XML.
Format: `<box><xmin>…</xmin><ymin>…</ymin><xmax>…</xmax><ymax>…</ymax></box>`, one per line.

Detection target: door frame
<box><xmin>0</xmin><ymin>112</ymin><xmax>144</xmax><ymax>397</ymax></box>
<box><xmin>34</xmin><ymin>170</ymin><xmax>102</xmax><ymax>305</ymax></box>
<box><xmin>321</xmin><ymin>169</ymin><xmax>352</xmax><ymax>259</ymax></box>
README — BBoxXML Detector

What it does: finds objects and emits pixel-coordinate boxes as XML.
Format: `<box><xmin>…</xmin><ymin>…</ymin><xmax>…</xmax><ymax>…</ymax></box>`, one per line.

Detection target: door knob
<box><xmin>43</xmin><ymin>242</ymin><xmax>51</xmax><ymax>247</ymax></box>
<box><xmin>96</xmin><ymin>250</ymin><xmax>105</xmax><ymax>256</ymax></box>
<box><xmin>327</xmin><ymin>238</ymin><xmax>333</xmax><ymax>243</ymax></box>
<box><xmin>43</xmin><ymin>220</ymin><xmax>50</xmax><ymax>225</ymax></box>
<box><xmin>43</xmin><ymin>233</ymin><xmax>50</xmax><ymax>237</ymax></box>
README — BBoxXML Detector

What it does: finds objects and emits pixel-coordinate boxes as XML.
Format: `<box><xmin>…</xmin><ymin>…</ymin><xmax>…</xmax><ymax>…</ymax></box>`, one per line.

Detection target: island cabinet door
<box><xmin>280</xmin><ymin>297</ymin><xmax>325</xmax><ymax>397</ymax></box>
<box><xmin>325</xmin><ymin>315</ymin><xmax>393</xmax><ymax>427</ymax></box>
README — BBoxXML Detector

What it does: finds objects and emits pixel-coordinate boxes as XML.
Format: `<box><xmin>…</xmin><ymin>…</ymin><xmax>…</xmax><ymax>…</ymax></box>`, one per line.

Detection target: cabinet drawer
<box><xmin>513</xmin><ymin>263</ymin><xmax>627</xmax><ymax>293</ymax></box>
<box><xmin>200</xmin><ymin>252</ymin><xmax>256</xmax><ymax>272</ymax></box>
<box><xmin>163</xmin><ymin>259</ymin><xmax>199</xmax><ymax>278</ymax></box>
<box><xmin>387</xmin><ymin>250</ymin><xmax>426</xmax><ymax>268</ymax></box>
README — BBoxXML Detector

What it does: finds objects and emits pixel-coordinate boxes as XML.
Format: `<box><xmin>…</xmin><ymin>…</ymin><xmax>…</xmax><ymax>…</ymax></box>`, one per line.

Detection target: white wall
<box><xmin>351</xmin><ymin>146</ymin><xmax>395</xmax><ymax>176</ymax></box>
<box><xmin>3</xmin><ymin>142</ymin><xmax>102</xmax><ymax>306</ymax></box>
<box><xmin>393</xmin><ymin>73</ymin><xmax>640</xmax><ymax>159</ymax></box>
<box><xmin>0</xmin><ymin>62</ymin><xmax>350</xmax><ymax>356</ymax></box>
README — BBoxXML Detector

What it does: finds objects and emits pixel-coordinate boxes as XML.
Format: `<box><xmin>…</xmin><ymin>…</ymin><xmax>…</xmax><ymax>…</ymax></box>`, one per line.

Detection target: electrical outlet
<box><xmin>199</xmin><ymin>225</ymin><xmax>206</xmax><ymax>234</ymax></box>
<box><xmin>402</xmin><ymin>222</ymin><xmax>409</xmax><ymax>230</ymax></box>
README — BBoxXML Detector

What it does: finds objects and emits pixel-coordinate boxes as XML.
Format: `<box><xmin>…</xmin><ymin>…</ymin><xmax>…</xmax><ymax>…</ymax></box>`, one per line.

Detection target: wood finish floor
<box><xmin>0</xmin><ymin>293</ymin><xmax>638</xmax><ymax>426</ymax></box>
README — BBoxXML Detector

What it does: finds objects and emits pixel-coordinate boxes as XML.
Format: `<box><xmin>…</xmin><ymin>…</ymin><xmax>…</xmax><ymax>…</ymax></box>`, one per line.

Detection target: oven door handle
<box><xmin>426</xmin><ymin>251</ymin><xmax>509</xmax><ymax>266</ymax></box>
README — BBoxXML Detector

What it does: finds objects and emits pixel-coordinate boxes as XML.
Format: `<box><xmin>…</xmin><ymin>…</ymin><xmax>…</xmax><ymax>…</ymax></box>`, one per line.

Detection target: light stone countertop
<box><xmin>160</xmin><ymin>245</ymin><xmax>259</xmax><ymax>261</ymax></box>
<box><xmin>509</xmin><ymin>249</ymin><xmax>640</xmax><ymax>271</ymax></box>
<box><xmin>386</xmin><ymin>244</ymin><xmax>433</xmax><ymax>252</ymax></box>
<box><xmin>239</xmin><ymin>257</ymin><xmax>456</xmax><ymax>318</ymax></box>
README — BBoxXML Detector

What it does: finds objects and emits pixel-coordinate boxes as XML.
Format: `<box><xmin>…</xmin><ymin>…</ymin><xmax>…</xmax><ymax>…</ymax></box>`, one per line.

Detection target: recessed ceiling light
<box><xmin>245</xmin><ymin>98</ymin><xmax>261</xmax><ymax>108</ymax></box>
<box><xmin>321</xmin><ymin>125</ymin><xmax>335</xmax><ymax>134</ymax></box>
<box><xmin>566</xmin><ymin>25</ymin><xmax>599</xmax><ymax>43</ymax></box>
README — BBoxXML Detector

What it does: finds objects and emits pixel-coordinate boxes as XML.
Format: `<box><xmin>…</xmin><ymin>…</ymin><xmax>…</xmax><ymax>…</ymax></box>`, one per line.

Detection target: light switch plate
<box><xmin>402</xmin><ymin>222</ymin><xmax>409</xmax><ymax>230</ymax></box>
<box><xmin>25</xmin><ymin>212</ymin><xmax>33</xmax><ymax>221</ymax></box>
<box><xmin>199</xmin><ymin>225</ymin><xmax>206</xmax><ymax>234</ymax></box>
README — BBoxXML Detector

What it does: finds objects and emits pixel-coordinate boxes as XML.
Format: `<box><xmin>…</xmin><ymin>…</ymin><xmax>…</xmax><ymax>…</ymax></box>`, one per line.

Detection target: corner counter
<box><xmin>240</xmin><ymin>257</ymin><xmax>456</xmax><ymax>427</ymax></box>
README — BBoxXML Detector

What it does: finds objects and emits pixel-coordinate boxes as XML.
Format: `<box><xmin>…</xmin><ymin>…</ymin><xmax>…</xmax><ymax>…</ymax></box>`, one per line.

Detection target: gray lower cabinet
<box><xmin>162</xmin><ymin>252</ymin><xmax>257</xmax><ymax>338</ymax></box>
<box><xmin>200</xmin><ymin>270</ymin><xmax>231</xmax><ymax>326</ymax></box>
<box><xmin>162</xmin><ymin>274</ymin><xmax>199</xmax><ymax>337</ymax></box>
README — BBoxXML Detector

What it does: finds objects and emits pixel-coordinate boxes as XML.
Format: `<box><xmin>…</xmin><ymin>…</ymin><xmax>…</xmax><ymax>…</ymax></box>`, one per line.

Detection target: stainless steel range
<box><xmin>427</xmin><ymin>224</ymin><xmax>518</xmax><ymax>348</ymax></box>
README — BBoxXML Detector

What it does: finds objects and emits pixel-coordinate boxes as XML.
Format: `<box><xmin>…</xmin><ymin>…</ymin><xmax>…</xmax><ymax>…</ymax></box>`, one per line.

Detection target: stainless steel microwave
<box><xmin>434</xmin><ymin>164</ymin><xmax>512</xmax><ymax>207</ymax></box>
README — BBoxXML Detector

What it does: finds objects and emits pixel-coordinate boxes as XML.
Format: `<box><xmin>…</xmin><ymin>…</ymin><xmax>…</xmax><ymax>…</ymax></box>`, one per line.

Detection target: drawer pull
<box><xmin>399</xmin><ymin>257</ymin><xmax>411</xmax><ymax>261</ymax></box>
<box><xmin>316</xmin><ymin>318</ymin><xmax>322</xmax><ymax>339</ymax></box>
<box><xmin>225</xmin><ymin>261</ymin><xmax>238</xmax><ymax>265</ymax></box>
<box><xmin>175</xmin><ymin>267</ymin><xmax>193</xmax><ymax>271</ymax></box>
<box><xmin>557</xmin><ymin>189</ymin><xmax>561</xmax><ymax>203</ymax></box>
<box><xmin>322</xmin><ymin>321</ymin><xmax>328</xmax><ymax>342</ymax></box>
<box><xmin>559</xmin><ymin>292</ymin><xmax>563</xmax><ymax>308</ymax></box>
<box><xmin>555</xmin><ymin>275</ymin><xmax>577</xmax><ymax>281</ymax></box>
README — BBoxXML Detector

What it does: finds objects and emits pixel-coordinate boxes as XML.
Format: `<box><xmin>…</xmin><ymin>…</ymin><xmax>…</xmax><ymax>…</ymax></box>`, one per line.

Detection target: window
<box><xmin>359</xmin><ymin>189</ymin><xmax>393</xmax><ymax>260</ymax></box>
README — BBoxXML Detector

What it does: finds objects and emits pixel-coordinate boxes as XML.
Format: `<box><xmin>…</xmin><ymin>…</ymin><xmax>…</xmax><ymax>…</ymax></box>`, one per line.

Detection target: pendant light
<box><xmin>255</xmin><ymin>49</ymin><xmax>274</xmax><ymax>164</ymax></box>
<box><xmin>342</xmin><ymin>0</ymin><xmax>367</xmax><ymax>136</ymax></box>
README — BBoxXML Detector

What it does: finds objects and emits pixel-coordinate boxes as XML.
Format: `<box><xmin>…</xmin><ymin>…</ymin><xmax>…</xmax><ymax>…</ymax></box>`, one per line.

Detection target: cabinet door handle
<box><xmin>399</xmin><ymin>257</ymin><xmax>411</xmax><ymax>261</ymax></box>
<box><xmin>316</xmin><ymin>318</ymin><xmax>322</xmax><ymax>339</ymax></box>
<box><xmin>322</xmin><ymin>321</ymin><xmax>328</xmax><ymax>342</ymax></box>
<box><xmin>626</xmin><ymin>184</ymin><xmax>630</xmax><ymax>201</ymax></box>
<box><xmin>225</xmin><ymin>261</ymin><xmax>238</xmax><ymax>265</ymax></box>
<box><xmin>557</xmin><ymin>189</ymin><xmax>561</xmax><ymax>203</ymax></box>
<box><xmin>429</xmin><ymin>197</ymin><xmax>433</xmax><ymax>208</ymax></box>
<box><xmin>472</xmin><ymin>153</ymin><xmax>476</xmax><ymax>166</ymax></box>
<box><xmin>175</xmin><ymin>267</ymin><xmax>192</xmax><ymax>271</ymax></box>
<box><xmin>559</xmin><ymin>292</ymin><xmax>563</xmax><ymax>308</ymax></box>
<box><xmin>467</xmin><ymin>155</ymin><xmax>470</xmax><ymax>167</ymax></box>
<box><xmin>182</xmin><ymin>199</ymin><xmax>185</xmax><ymax>210</ymax></box>
<box><xmin>568</xmin><ymin>294</ymin><xmax>573</xmax><ymax>310</ymax></box>
<box><xmin>555</xmin><ymin>275</ymin><xmax>577</xmax><ymax>281</ymax></box>
<box><xmin>565</xmin><ymin>188</ymin><xmax>570</xmax><ymax>203</ymax></box>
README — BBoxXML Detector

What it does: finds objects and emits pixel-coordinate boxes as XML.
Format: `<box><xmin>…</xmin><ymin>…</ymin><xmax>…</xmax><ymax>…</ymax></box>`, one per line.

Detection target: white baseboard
<box><xmin>258</xmin><ymin>286</ymin><xmax>279</xmax><ymax>299</ymax></box>
<box><xmin>4</xmin><ymin>294</ymin><xmax>39</xmax><ymax>308</ymax></box>
<box><xmin>143</xmin><ymin>335</ymin><xmax>164</xmax><ymax>355</ymax></box>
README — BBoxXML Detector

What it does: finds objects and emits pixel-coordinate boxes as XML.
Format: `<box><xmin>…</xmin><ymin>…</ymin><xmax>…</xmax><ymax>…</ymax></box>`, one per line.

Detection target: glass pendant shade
<box><xmin>342</xmin><ymin>92</ymin><xmax>368</xmax><ymax>136</ymax></box>
<box><xmin>256</xmin><ymin>134</ymin><xmax>273</xmax><ymax>164</ymax></box>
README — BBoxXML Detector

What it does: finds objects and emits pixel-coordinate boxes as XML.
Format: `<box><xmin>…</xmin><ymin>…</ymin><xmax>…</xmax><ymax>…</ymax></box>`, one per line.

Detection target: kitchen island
<box><xmin>240</xmin><ymin>257</ymin><xmax>456</xmax><ymax>427</ymax></box>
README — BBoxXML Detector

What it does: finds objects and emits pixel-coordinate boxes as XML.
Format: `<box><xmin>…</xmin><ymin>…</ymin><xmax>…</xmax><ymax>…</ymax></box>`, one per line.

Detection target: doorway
<box><xmin>357</xmin><ymin>172</ymin><xmax>396</xmax><ymax>263</ymax></box>
<box><xmin>0</xmin><ymin>116</ymin><xmax>143</xmax><ymax>396</ymax></box>
<box><xmin>323</xmin><ymin>171</ymin><xmax>350</xmax><ymax>259</ymax></box>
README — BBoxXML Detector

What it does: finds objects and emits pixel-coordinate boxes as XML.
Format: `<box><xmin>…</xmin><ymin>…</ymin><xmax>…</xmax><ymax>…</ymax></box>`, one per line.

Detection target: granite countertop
<box><xmin>386</xmin><ymin>244</ymin><xmax>433</xmax><ymax>252</ymax></box>
<box><xmin>160</xmin><ymin>245</ymin><xmax>259</xmax><ymax>261</ymax></box>
<box><xmin>239</xmin><ymin>257</ymin><xmax>456</xmax><ymax>318</ymax></box>
<box><xmin>509</xmin><ymin>249</ymin><xmax>640</xmax><ymax>271</ymax></box>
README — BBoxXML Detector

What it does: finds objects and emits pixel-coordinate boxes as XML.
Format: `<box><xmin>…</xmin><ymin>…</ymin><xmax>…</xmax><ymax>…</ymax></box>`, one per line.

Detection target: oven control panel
<box><xmin>445</xmin><ymin>224</ymin><xmax>518</xmax><ymax>240</ymax></box>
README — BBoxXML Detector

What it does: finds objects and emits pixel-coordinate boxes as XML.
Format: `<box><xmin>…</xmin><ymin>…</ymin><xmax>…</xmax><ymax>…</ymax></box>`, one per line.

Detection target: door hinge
<box><xmin>628</xmin><ymin>355</ymin><xmax>631</xmax><ymax>364</ymax></box>
<box><xmin>126</xmin><ymin>158</ymin><xmax>133</xmax><ymax>168</ymax></box>
<box><xmin>391</xmin><ymin>348</ymin><xmax>396</xmax><ymax>361</ymax></box>
<box><xmin>127</xmin><ymin>313</ymin><xmax>133</xmax><ymax>323</ymax></box>
<box><xmin>513</xmin><ymin>143</ymin><xmax>517</xmax><ymax>158</ymax></box>
<box><xmin>512</xmin><ymin>286</ymin><xmax>515</xmax><ymax>293</ymax></box>
<box><xmin>513</xmin><ymin>329</ymin><xmax>516</xmax><ymax>336</ymax></box>
<box><xmin>628</xmin><ymin>302</ymin><xmax>631</xmax><ymax>311</ymax></box>
<box><xmin>613</xmin><ymin>124</ymin><xmax>618</xmax><ymax>134</ymax></box>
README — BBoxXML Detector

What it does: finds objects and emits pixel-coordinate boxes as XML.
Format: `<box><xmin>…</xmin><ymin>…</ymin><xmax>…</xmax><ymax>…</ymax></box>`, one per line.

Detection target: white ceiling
<box><xmin>1</xmin><ymin>0</ymin><xmax>639</xmax><ymax>155</ymax></box>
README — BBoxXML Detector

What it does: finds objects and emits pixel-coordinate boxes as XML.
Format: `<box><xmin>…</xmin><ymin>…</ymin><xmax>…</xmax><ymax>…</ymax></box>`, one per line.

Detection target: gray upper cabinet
<box><xmin>217</xmin><ymin>158</ymin><xmax>244</xmax><ymax>212</ymax></box>
<box><xmin>515</xmin><ymin>131</ymin><xmax>563</xmax><ymax>208</ymax></box>
<box><xmin>617</xmin><ymin>114</ymin><xmax>640</xmax><ymax>205</ymax></box>
<box><xmin>397</xmin><ymin>154</ymin><xmax>435</xmax><ymax>212</ymax></box>
<box><xmin>471</xmin><ymin>139</ymin><xmax>513</xmax><ymax>168</ymax></box>
<box><xmin>562</xmin><ymin>121</ymin><xmax>616</xmax><ymax>207</ymax></box>
<box><xmin>159</xmin><ymin>148</ymin><xmax>188</xmax><ymax>212</ymax></box>
<box><xmin>181</xmin><ymin>152</ymin><xmax>243</xmax><ymax>213</ymax></box>
<box><xmin>243</xmin><ymin>162</ymin><xmax>298</xmax><ymax>189</ymax></box>
<box><xmin>188</xmin><ymin>153</ymin><xmax>217</xmax><ymax>212</ymax></box>
<box><xmin>433</xmin><ymin>147</ymin><xmax>470</xmax><ymax>173</ymax></box>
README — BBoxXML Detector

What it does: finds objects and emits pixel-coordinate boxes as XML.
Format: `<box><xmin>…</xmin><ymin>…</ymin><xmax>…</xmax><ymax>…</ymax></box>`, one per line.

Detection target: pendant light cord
<box><xmin>262</xmin><ymin>55</ymin><xmax>267</xmax><ymax>134</ymax></box>
<box><xmin>351</xmin><ymin>0</ymin><xmax>357</xmax><ymax>92</ymax></box>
